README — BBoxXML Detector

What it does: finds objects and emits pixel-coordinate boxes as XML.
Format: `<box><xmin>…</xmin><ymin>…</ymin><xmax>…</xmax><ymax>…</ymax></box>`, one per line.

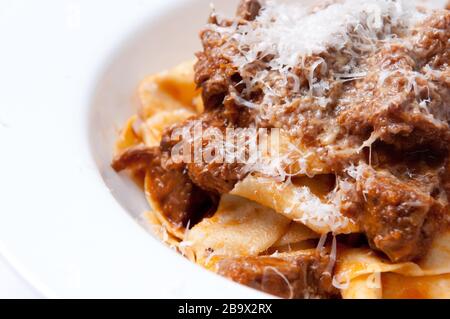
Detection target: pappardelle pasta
<box><xmin>112</xmin><ymin>0</ymin><xmax>450</xmax><ymax>299</ymax></box>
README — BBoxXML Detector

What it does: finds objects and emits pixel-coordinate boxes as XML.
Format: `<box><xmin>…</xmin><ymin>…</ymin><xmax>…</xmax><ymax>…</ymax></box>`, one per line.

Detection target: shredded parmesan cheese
<box><xmin>211</xmin><ymin>0</ymin><xmax>425</xmax><ymax>116</ymax></box>
<box><xmin>325</xmin><ymin>235</ymin><xmax>338</xmax><ymax>275</ymax></box>
<box><xmin>263</xmin><ymin>266</ymin><xmax>295</xmax><ymax>299</ymax></box>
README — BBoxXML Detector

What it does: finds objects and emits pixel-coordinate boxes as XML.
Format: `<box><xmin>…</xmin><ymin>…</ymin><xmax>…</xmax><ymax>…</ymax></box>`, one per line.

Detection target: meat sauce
<box><xmin>191</xmin><ymin>0</ymin><xmax>450</xmax><ymax>263</ymax></box>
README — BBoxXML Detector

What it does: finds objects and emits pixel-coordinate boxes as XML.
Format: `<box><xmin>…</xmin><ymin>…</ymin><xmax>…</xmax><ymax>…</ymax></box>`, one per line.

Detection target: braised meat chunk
<box><xmin>236</xmin><ymin>0</ymin><xmax>262</xmax><ymax>21</ymax></box>
<box><xmin>194</xmin><ymin>29</ymin><xmax>237</xmax><ymax>110</ymax></box>
<box><xmin>194</xmin><ymin>1</ymin><xmax>264</xmax><ymax>111</ymax></box>
<box><xmin>159</xmin><ymin>109</ymin><xmax>248</xmax><ymax>194</ymax></box>
<box><xmin>216</xmin><ymin>251</ymin><xmax>340</xmax><ymax>299</ymax></box>
<box><xmin>113</xmin><ymin>146</ymin><xmax>218</xmax><ymax>229</ymax></box>
<box><xmin>112</xmin><ymin>145</ymin><xmax>160</xmax><ymax>173</ymax></box>
<box><xmin>351</xmin><ymin>164</ymin><xmax>442</xmax><ymax>262</ymax></box>
<box><xmin>338</xmin><ymin>11</ymin><xmax>450</xmax><ymax>152</ymax></box>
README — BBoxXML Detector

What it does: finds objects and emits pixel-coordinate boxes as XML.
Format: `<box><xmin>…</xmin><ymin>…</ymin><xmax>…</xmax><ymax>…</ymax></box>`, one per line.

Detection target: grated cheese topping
<box><xmin>230</xmin><ymin>0</ymin><xmax>421</xmax><ymax>65</ymax></box>
<box><xmin>210</xmin><ymin>0</ymin><xmax>426</xmax><ymax>114</ymax></box>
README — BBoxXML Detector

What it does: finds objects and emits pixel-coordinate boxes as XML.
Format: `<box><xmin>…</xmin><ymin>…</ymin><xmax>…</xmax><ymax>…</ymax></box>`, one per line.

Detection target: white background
<box><xmin>0</xmin><ymin>0</ymin><xmax>264</xmax><ymax>299</ymax></box>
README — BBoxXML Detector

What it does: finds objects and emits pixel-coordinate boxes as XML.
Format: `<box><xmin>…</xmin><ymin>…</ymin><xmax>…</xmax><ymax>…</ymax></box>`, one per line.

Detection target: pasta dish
<box><xmin>112</xmin><ymin>0</ymin><xmax>450</xmax><ymax>299</ymax></box>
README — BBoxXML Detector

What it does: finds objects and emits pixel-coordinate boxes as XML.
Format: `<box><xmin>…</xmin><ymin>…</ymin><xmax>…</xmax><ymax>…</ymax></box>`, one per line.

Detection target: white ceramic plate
<box><xmin>0</xmin><ymin>0</ymin><xmax>445</xmax><ymax>298</ymax></box>
<box><xmin>0</xmin><ymin>0</ymin><xmax>268</xmax><ymax>298</ymax></box>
